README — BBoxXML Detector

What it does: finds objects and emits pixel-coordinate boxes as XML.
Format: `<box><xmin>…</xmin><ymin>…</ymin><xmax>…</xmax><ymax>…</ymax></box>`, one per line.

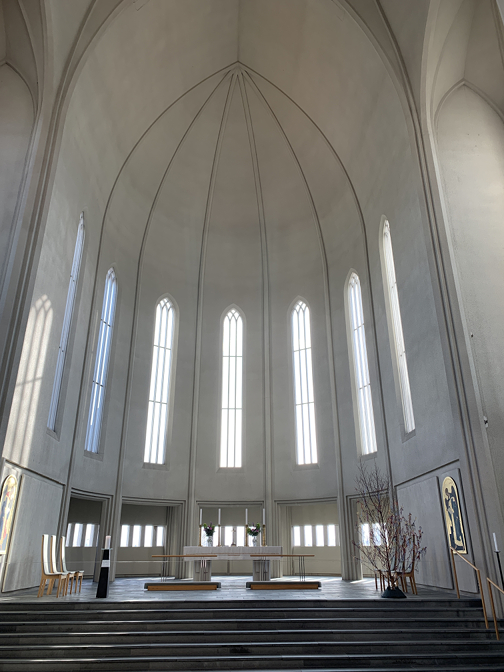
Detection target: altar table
<box><xmin>183</xmin><ymin>546</ymin><xmax>282</xmax><ymax>581</ymax></box>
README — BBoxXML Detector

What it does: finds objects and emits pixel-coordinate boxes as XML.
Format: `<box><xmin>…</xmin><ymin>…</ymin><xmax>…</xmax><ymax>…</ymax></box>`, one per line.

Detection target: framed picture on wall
<box><xmin>442</xmin><ymin>476</ymin><xmax>467</xmax><ymax>554</ymax></box>
<box><xmin>0</xmin><ymin>475</ymin><xmax>18</xmax><ymax>555</ymax></box>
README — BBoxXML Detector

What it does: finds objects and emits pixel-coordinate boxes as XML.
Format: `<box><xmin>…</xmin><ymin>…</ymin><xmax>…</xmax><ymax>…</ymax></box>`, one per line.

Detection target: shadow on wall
<box><xmin>7</xmin><ymin>295</ymin><xmax>53</xmax><ymax>465</ymax></box>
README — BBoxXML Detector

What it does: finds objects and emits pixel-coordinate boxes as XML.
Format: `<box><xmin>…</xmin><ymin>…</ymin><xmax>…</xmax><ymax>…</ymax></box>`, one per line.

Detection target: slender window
<box><xmin>48</xmin><ymin>215</ymin><xmax>85</xmax><ymax>430</ymax></box>
<box><xmin>383</xmin><ymin>221</ymin><xmax>415</xmax><ymax>433</ymax></box>
<box><xmin>292</xmin><ymin>301</ymin><xmax>318</xmax><ymax>465</ymax></box>
<box><xmin>85</xmin><ymin>268</ymin><xmax>117</xmax><ymax>453</ymax></box>
<box><xmin>144</xmin><ymin>298</ymin><xmax>175</xmax><ymax>464</ymax></box>
<box><xmin>348</xmin><ymin>274</ymin><xmax>377</xmax><ymax>455</ymax></box>
<box><xmin>220</xmin><ymin>308</ymin><xmax>243</xmax><ymax>468</ymax></box>
<box><xmin>120</xmin><ymin>525</ymin><xmax>130</xmax><ymax>547</ymax></box>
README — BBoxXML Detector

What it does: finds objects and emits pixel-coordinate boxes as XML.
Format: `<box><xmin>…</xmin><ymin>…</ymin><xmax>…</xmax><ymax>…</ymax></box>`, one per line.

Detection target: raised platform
<box><xmin>144</xmin><ymin>581</ymin><xmax>221</xmax><ymax>591</ymax></box>
<box><xmin>246</xmin><ymin>580</ymin><xmax>321</xmax><ymax>590</ymax></box>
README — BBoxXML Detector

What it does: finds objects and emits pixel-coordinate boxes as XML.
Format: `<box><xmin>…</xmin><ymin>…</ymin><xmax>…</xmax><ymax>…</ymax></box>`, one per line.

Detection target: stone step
<box><xmin>1</xmin><ymin>651</ymin><xmax>504</xmax><ymax>671</ymax></box>
<box><xmin>0</xmin><ymin>638</ymin><xmax>502</xmax><ymax>659</ymax></box>
<box><xmin>0</xmin><ymin>606</ymin><xmax>486</xmax><ymax>623</ymax></box>
<box><xmin>0</xmin><ymin>627</ymin><xmax>495</xmax><ymax>646</ymax></box>
<box><xmin>0</xmin><ymin>597</ymin><xmax>482</xmax><ymax>611</ymax></box>
<box><xmin>0</xmin><ymin>616</ymin><xmax>490</xmax><ymax>633</ymax></box>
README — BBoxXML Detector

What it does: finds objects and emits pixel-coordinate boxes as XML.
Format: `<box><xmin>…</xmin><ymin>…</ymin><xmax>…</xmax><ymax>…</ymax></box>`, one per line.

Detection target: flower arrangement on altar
<box><xmin>203</xmin><ymin>523</ymin><xmax>215</xmax><ymax>537</ymax></box>
<box><xmin>246</xmin><ymin>523</ymin><xmax>261</xmax><ymax>537</ymax></box>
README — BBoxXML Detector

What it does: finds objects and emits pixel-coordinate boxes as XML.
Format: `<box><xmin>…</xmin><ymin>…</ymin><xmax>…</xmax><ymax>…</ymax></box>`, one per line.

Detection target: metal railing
<box><xmin>486</xmin><ymin>577</ymin><xmax>504</xmax><ymax>640</ymax></box>
<box><xmin>450</xmin><ymin>548</ymin><xmax>488</xmax><ymax>629</ymax></box>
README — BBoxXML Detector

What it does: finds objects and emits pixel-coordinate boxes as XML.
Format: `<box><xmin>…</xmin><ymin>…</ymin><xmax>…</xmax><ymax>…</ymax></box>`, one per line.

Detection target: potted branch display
<box><xmin>246</xmin><ymin>523</ymin><xmax>261</xmax><ymax>547</ymax></box>
<box><xmin>203</xmin><ymin>523</ymin><xmax>216</xmax><ymax>547</ymax></box>
<box><xmin>352</xmin><ymin>461</ymin><xmax>426</xmax><ymax>598</ymax></box>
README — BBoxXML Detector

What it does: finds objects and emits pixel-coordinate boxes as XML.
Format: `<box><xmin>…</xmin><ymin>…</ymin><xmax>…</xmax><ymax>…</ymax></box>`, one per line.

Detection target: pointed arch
<box><xmin>291</xmin><ymin>298</ymin><xmax>318</xmax><ymax>465</ymax></box>
<box><xmin>220</xmin><ymin>306</ymin><xmax>244</xmax><ymax>468</ymax></box>
<box><xmin>346</xmin><ymin>272</ymin><xmax>377</xmax><ymax>455</ymax></box>
<box><xmin>84</xmin><ymin>267</ymin><xmax>117</xmax><ymax>454</ymax></box>
<box><xmin>48</xmin><ymin>213</ymin><xmax>85</xmax><ymax>432</ymax></box>
<box><xmin>144</xmin><ymin>295</ymin><xmax>177</xmax><ymax>464</ymax></box>
<box><xmin>381</xmin><ymin>218</ymin><xmax>415</xmax><ymax>434</ymax></box>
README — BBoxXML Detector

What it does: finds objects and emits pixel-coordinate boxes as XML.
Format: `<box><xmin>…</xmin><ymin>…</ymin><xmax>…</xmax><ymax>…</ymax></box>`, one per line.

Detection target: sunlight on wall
<box><xmin>7</xmin><ymin>295</ymin><xmax>53</xmax><ymax>465</ymax></box>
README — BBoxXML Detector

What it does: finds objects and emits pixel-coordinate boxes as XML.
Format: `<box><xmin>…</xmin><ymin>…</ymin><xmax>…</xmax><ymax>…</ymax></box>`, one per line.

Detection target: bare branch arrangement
<box><xmin>352</xmin><ymin>460</ymin><xmax>426</xmax><ymax>592</ymax></box>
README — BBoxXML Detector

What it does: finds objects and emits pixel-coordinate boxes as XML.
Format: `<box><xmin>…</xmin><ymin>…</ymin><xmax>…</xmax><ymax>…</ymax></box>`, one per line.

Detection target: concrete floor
<box><xmin>0</xmin><ymin>575</ymin><xmax>462</xmax><ymax>603</ymax></box>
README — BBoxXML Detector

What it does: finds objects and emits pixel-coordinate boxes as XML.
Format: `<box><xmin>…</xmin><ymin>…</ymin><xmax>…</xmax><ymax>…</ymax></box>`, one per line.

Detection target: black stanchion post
<box><xmin>96</xmin><ymin>547</ymin><xmax>111</xmax><ymax>598</ymax></box>
<box><xmin>493</xmin><ymin>533</ymin><xmax>504</xmax><ymax>590</ymax></box>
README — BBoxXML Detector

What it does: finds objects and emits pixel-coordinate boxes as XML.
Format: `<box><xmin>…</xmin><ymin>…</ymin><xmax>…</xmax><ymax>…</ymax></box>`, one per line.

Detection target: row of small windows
<box><xmin>292</xmin><ymin>524</ymin><xmax>340</xmax><ymax>547</ymax></box>
<box><xmin>49</xmin><ymin>218</ymin><xmax>414</xmax><ymax>464</ymax></box>
<box><xmin>65</xmin><ymin>523</ymin><xmax>100</xmax><ymax>548</ymax></box>
<box><xmin>120</xmin><ymin>525</ymin><xmax>165</xmax><ymax>548</ymax></box>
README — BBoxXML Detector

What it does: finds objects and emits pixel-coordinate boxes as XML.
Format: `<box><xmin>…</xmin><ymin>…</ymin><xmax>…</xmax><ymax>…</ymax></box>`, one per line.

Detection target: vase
<box><xmin>206</xmin><ymin>535</ymin><xmax>214</xmax><ymax>547</ymax></box>
<box><xmin>250</xmin><ymin>535</ymin><xmax>259</xmax><ymax>547</ymax></box>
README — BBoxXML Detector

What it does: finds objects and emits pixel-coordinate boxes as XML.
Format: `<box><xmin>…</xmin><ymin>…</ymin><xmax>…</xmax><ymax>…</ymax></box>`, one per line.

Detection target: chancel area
<box><xmin>1</xmin><ymin>0</ymin><xmax>504</xmax><ymax>626</ymax></box>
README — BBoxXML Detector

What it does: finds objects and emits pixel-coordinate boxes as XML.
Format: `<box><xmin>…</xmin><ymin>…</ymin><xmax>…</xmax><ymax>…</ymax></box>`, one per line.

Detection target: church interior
<box><xmin>0</xmin><ymin>0</ymin><xmax>504</xmax><ymax>667</ymax></box>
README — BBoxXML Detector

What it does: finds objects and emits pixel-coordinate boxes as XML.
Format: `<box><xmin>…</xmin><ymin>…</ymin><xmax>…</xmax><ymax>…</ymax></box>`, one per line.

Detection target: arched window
<box><xmin>291</xmin><ymin>300</ymin><xmax>318</xmax><ymax>465</ymax></box>
<box><xmin>382</xmin><ymin>220</ymin><xmax>415</xmax><ymax>433</ymax></box>
<box><xmin>220</xmin><ymin>308</ymin><xmax>243</xmax><ymax>468</ymax></box>
<box><xmin>348</xmin><ymin>273</ymin><xmax>377</xmax><ymax>455</ymax></box>
<box><xmin>144</xmin><ymin>298</ymin><xmax>175</xmax><ymax>464</ymax></box>
<box><xmin>85</xmin><ymin>268</ymin><xmax>117</xmax><ymax>453</ymax></box>
<box><xmin>47</xmin><ymin>215</ymin><xmax>85</xmax><ymax>431</ymax></box>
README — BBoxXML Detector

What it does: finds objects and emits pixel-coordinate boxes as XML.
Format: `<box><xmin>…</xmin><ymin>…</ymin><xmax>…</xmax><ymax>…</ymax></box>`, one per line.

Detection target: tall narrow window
<box><xmin>220</xmin><ymin>308</ymin><xmax>243</xmax><ymax>468</ymax></box>
<box><xmin>144</xmin><ymin>298</ymin><xmax>175</xmax><ymax>464</ymax></box>
<box><xmin>85</xmin><ymin>268</ymin><xmax>117</xmax><ymax>453</ymax></box>
<box><xmin>48</xmin><ymin>215</ymin><xmax>85</xmax><ymax>430</ymax></box>
<box><xmin>348</xmin><ymin>274</ymin><xmax>377</xmax><ymax>455</ymax></box>
<box><xmin>382</xmin><ymin>221</ymin><xmax>415</xmax><ymax>433</ymax></box>
<box><xmin>291</xmin><ymin>301</ymin><xmax>318</xmax><ymax>465</ymax></box>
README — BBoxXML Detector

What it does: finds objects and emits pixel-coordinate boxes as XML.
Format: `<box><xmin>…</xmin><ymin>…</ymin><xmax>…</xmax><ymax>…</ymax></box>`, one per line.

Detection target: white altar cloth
<box><xmin>183</xmin><ymin>546</ymin><xmax>282</xmax><ymax>581</ymax></box>
<box><xmin>183</xmin><ymin>546</ymin><xmax>282</xmax><ymax>559</ymax></box>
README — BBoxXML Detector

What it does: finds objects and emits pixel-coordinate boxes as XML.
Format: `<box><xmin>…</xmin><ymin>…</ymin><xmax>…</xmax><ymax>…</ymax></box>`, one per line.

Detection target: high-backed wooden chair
<box><xmin>37</xmin><ymin>535</ymin><xmax>68</xmax><ymax>598</ymax></box>
<box><xmin>50</xmin><ymin>535</ymin><xmax>71</xmax><ymax>596</ymax></box>
<box><xmin>60</xmin><ymin>536</ymin><xmax>84</xmax><ymax>594</ymax></box>
<box><xmin>397</xmin><ymin>555</ymin><xmax>418</xmax><ymax>594</ymax></box>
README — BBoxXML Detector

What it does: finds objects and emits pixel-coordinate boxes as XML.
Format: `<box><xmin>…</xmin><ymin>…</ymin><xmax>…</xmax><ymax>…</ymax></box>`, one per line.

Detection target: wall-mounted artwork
<box><xmin>442</xmin><ymin>476</ymin><xmax>467</xmax><ymax>554</ymax></box>
<box><xmin>0</xmin><ymin>475</ymin><xmax>18</xmax><ymax>555</ymax></box>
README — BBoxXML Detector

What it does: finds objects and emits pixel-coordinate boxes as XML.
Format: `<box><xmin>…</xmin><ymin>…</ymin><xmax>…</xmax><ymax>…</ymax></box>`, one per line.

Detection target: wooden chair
<box><xmin>397</xmin><ymin>555</ymin><xmax>417</xmax><ymax>594</ymax></box>
<box><xmin>37</xmin><ymin>535</ymin><xmax>68</xmax><ymax>598</ymax></box>
<box><xmin>50</xmin><ymin>535</ymin><xmax>71</xmax><ymax>596</ymax></box>
<box><xmin>60</xmin><ymin>536</ymin><xmax>84</xmax><ymax>594</ymax></box>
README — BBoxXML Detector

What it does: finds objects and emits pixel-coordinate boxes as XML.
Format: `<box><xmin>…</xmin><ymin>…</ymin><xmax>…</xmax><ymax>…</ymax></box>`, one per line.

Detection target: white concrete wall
<box><xmin>0</xmin><ymin>0</ymin><xmax>500</xmax><ymax>591</ymax></box>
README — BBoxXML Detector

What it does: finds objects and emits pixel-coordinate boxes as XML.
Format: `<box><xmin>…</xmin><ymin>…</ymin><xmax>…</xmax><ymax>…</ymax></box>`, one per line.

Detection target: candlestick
<box><xmin>493</xmin><ymin>532</ymin><xmax>499</xmax><ymax>553</ymax></box>
<box><xmin>105</xmin><ymin>535</ymin><xmax>111</xmax><ymax>549</ymax></box>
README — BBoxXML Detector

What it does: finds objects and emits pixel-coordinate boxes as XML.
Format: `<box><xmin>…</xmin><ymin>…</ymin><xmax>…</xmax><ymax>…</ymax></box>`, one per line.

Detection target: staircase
<box><xmin>0</xmin><ymin>597</ymin><xmax>503</xmax><ymax>670</ymax></box>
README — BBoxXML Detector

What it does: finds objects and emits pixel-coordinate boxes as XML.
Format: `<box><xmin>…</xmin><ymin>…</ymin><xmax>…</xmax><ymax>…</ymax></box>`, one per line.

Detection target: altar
<box><xmin>183</xmin><ymin>546</ymin><xmax>282</xmax><ymax>581</ymax></box>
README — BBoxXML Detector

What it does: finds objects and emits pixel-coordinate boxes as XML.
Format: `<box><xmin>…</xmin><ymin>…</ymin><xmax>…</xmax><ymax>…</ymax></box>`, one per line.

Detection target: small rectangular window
<box><xmin>237</xmin><ymin>526</ymin><xmax>245</xmax><ymax>546</ymax></box>
<box><xmin>315</xmin><ymin>524</ymin><xmax>324</xmax><ymax>547</ymax></box>
<box><xmin>66</xmin><ymin>524</ymin><xmax>72</xmax><ymax>546</ymax></box>
<box><xmin>72</xmin><ymin>523</ymin><xmax>83</xmax><ymax>547</ymax></box>
<box><xmin>361</xmin><ymin>523</ymin><xmax>370</xmax><ymax>546</ymax></box>
<box><xmin>224</xmin><ymin>526</ymin><xmax>234</xmax><ymax>546</ymax></box>
<box><xmin>132</xmin><ymin>525</ymin><xmax>142</xmax><ymax>547</ymax></box>
<box><xmin>304</xmin><ymin>525</ymin><xmax>313</xmax><ymax>547</ymax></box>
<box><xmin>84</xmin><ymin>524</ymin><xmax>96</xmax><ymax>548</ymax></box>
<box><xmin>156</xmin><ymin>526</ymin><xmax>164</xmax><ymax>547</ymax></box>
<box><xmin>120</xmin><ymin>525</ymin><xmax>130</xmax><ymax>547</ymax></box>
<box><xmin>144</xmin><ymin>525</ymin><xmax>154</xmax><ymax>547</ymax></box>
<box><xmin>327</xmin><ymin>524</ymin><xmax>336</xmax><ymax>547</ymax></box>
<box><xmin>293</xmin><ymin>526</ymin><xmax>301</xmax><ymax>547</ymax></box>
